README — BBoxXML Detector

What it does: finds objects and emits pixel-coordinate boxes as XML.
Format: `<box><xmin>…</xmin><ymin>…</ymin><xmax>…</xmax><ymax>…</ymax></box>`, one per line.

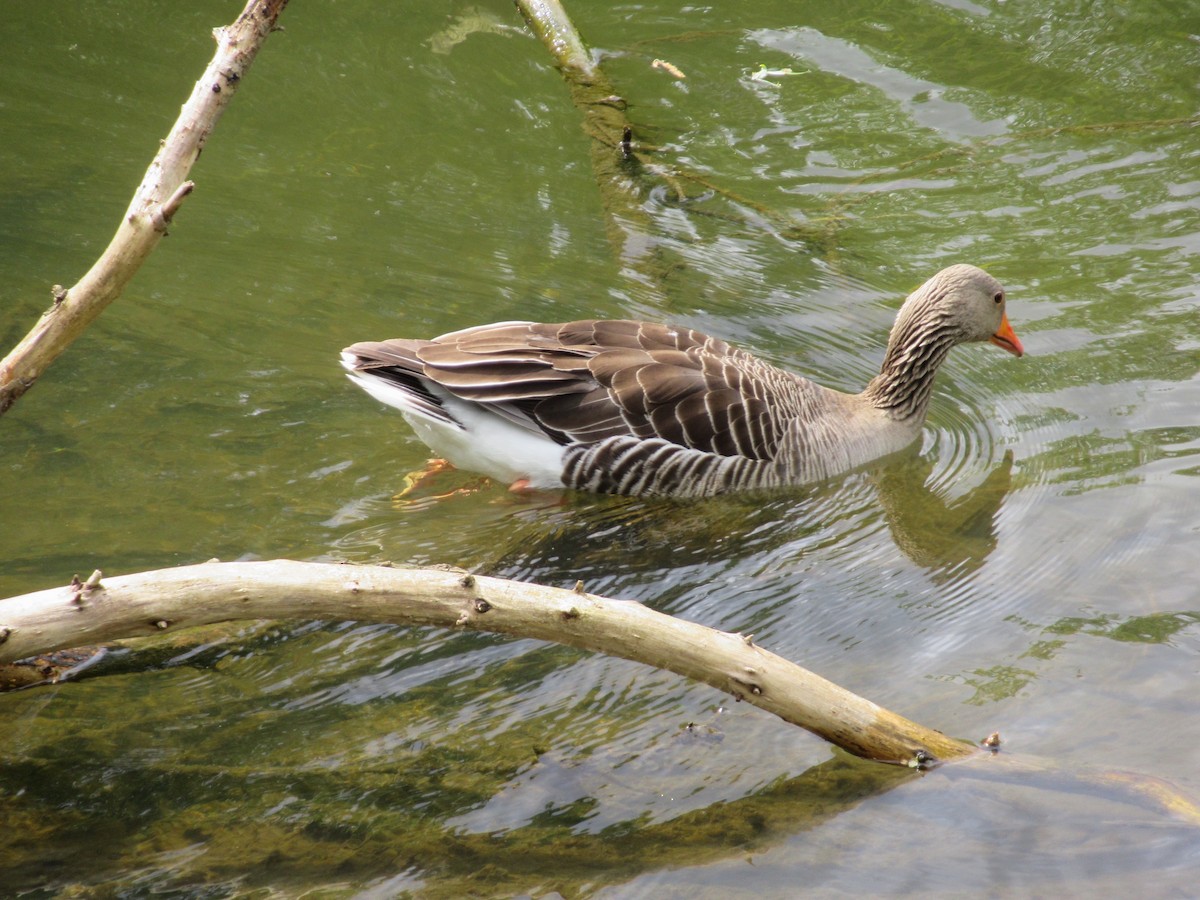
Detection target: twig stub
<box><xmin>70</xmin><ymin>570</ymin><xmax>105</xmax><ymax>607</ymax></box>
<box><xmin>152</xmin><ymin>181</ymin><xmax>196</xmax><ymax>233</ymax></box>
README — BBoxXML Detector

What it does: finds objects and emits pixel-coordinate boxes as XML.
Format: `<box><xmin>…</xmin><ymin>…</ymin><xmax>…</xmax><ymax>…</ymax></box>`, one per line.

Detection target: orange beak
<box><xmin>989</xmin><ymin>312</ymin><xmax>1024</xmax><ymax>357</ymax></box>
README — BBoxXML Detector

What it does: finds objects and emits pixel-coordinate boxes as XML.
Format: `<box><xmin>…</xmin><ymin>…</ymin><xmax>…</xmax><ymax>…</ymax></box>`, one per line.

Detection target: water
<box><xmin>3</xmin><ymin>0</ymin><xmax>1200</xmax><ymax>896</ymax></box>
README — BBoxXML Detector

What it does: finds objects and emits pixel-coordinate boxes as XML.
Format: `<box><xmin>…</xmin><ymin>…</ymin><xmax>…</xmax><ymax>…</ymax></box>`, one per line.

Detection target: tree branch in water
<box><xmin>0</xmin><ymin>0</ymin><xmax>290</xmax><ymax>417</ymax></box>
<box><xmin>0</xmin><ymin>559</ymin><xmax>976</xmax><ymax>766</ymax></box>
<box><xmin>511</xmin><ymin>0</ymin><xmax>823</xmax><ymax>274</ymax></box>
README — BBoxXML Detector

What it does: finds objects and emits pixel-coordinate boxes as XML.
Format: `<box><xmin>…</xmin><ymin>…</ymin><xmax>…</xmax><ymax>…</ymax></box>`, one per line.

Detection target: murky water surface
<box><xmin>3</xmin><ymin>1</ymin><xmax>1200</xmax><ymax>896</ymax></box>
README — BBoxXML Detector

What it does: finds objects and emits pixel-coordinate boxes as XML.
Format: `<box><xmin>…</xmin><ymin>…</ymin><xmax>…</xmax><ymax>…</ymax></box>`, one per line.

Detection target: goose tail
<box><xmin>340</xmin><ymin>348</ymin><xmax>461</xmax><ymax>428</ymax></box>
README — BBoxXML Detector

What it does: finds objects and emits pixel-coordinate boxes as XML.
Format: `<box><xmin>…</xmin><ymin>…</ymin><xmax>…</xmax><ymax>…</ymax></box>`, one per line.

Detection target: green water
<box><xmin>3</xmin><ymin>1</ymin><xmax>1200</xmax><ymax>896</ymax></box>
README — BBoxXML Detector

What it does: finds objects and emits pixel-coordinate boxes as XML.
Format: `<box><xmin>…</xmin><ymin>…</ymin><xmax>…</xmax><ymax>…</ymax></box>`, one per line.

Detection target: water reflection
<box><xmin>443</xmin><ymin>444</ymin><xmax>1015</xmax><ymax>591</ymax></box>
<box><xmin>873</xmin><ymin>450</ymin><xmax>1012</xmax><ymax>583</ymax></box>
<box><xmin>751</xmin><ymin>27</ymin><xmax>1008</xmax><ymax>141</ymax></box>
<box><xmin>5</xmin><ymin>0</ymin><xmax>1200</xmax><ymax>893</ymax></box>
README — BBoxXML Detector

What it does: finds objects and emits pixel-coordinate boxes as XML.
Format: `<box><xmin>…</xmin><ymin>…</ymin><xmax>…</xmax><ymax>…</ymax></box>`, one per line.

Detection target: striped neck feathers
<box><xmin>863</xmin><ymin>294</ymin><xmax>963</xmax><ymax>422</ymax></box>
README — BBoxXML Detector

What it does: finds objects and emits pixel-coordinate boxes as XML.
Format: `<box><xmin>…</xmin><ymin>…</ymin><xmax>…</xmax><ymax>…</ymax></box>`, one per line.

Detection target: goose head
<box><xmin>888</xmin><ymin>264</ymin><xmax>1023</xmax><ymax>359</ymax></box>
<box><xmin>866</xmin><ymin>264</ymin><xmax>1024</xmax><ymax>418</ymax></box>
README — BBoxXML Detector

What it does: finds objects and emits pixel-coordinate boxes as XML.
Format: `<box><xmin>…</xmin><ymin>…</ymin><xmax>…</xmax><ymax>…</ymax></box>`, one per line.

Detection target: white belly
<box><xmin>402</xmin><ymin>397</ymin><xmax>566</xmax><ymax>489</ymax></box>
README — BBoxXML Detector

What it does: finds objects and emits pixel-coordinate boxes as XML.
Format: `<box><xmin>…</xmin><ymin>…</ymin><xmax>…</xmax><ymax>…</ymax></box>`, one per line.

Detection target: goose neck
<box><xmin>863</xmin><ymin>326</ymin><xmax>956</xmax><ymax>422</ymax></box>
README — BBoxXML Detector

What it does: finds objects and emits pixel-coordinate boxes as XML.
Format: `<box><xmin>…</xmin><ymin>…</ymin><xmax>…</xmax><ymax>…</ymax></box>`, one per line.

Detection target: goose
<box><xmin>341</xmin><ymin>264</ymin><xmax>1023</xmax><ymax>497</ymax></box>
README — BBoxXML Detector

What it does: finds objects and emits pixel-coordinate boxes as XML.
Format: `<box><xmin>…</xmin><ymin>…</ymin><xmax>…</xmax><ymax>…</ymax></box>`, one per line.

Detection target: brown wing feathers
<box><xmin>347</xmin><ymin>320</ymin><xmax>801</xmax><ymax>461</ymax></box>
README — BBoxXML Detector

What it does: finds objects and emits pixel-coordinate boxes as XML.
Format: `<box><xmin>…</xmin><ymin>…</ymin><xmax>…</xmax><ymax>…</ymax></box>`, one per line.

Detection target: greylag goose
<box><xmin>341</xmin><ymin>264</ymin><xmax>1023</xmax><ymax>497</ymax></box>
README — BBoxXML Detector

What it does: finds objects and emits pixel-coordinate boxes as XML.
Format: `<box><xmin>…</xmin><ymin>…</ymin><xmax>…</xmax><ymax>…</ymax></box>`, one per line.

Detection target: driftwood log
<box><xmin>0</xmin><ymin>0</ymin><xmax>289</xmax><ymax>417</ymax></box>
<box><xmin>0</xmin><ymin>560</ymin><xmax>977</xmax><ymax>766</ymax></box>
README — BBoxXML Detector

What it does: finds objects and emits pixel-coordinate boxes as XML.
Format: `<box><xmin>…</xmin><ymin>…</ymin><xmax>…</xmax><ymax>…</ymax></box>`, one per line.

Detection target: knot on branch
<box><xmin>729</xmin><ymin>675</ymin><xmax>764</xmax><ymax>698</ymax></box>
<box><xmin>452</xmin><ymin>574</ymin><xmax>493</xmax><ymax>625</ymax></box>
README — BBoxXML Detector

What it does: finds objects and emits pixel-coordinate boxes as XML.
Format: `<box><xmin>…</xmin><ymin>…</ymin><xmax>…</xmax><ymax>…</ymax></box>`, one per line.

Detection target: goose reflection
<box><xmin>871</xmin><ymin>449</ymin><xmax>1013</xmax><ymax>584</ymax></box>
<box><xmin>393</xmin><ymin>447</ymin><xmax>1017</xmax><ymax>591</ymax></box>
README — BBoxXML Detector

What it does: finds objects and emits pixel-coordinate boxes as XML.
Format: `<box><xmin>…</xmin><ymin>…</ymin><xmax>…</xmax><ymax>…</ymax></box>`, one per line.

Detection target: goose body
<box><xmin>341</xmin><ymin>264</ymin><xmax>1023</xmax><ymax>497</ymax></box>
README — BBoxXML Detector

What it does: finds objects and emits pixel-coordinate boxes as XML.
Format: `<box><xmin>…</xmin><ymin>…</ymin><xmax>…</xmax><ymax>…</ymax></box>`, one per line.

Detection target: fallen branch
<box><xmin>0</xmin><ymin>0</ymin><xmax>289</xmax><ymax>417</ymax></box>
<box><xmin>8</xmin><ymin>561</ymin><xmax>1200</xmax><ymax>832</ymax></box>
<box><xmin>0</xmin><ymin>559</ymin><xmax>976</xmax><ymax>766</ymax></box>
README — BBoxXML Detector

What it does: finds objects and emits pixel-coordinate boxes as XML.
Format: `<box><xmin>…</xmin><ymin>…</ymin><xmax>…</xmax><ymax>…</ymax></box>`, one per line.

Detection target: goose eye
<box><xmin>993</xmin><ymin>291</ymin><xmax>1004</xmax><ymax>304</ymax></box>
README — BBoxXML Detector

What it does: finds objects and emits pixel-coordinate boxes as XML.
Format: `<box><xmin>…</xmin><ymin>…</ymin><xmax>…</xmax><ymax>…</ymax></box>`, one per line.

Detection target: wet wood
<box><xmin>514</xmin><ymin>0</ymin><xmax>597</xmax><ymax>80</ymax></box>
<box><xmin>0</xmin><ymin>0</ymin><xmax>289</xmax><ymax>416</ymax></box>
<box><xmin>0</xmin><ymin>559</ymin><xmax>976</xmax><ymax>765</ymax></box>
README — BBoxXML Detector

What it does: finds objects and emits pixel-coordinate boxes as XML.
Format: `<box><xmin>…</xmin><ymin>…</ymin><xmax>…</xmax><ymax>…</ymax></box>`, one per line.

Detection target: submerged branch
<box><xmin>0</xmin><ymin>559</ymin><xmax>975</xmax><ymax>766</ymax></box>
<box><xmin>514</xmin><ymin>0</ymin><xmax>596</xmax><ymax>80</ymax></box>
<box><xmin>0</xmin><ymin>0</ymin><xmax>289</xmax><ymax>417</ymax></box>
<box><xmin>512</xmin><ymin>0</ymin><xmax>822</xmax><ymax>281</ymax></box>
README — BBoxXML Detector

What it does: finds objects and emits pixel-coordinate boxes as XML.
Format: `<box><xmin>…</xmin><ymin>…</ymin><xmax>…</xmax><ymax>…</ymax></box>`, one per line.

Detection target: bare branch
<box><xmin>0</xmin><ymin>0</ymin><xmax>289</xmax><ymax>417</ymax></box>
<box><xmin>0</xmin><ymin>559</ymin><xmax>976</xmax><ymax>766</ymax></box>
